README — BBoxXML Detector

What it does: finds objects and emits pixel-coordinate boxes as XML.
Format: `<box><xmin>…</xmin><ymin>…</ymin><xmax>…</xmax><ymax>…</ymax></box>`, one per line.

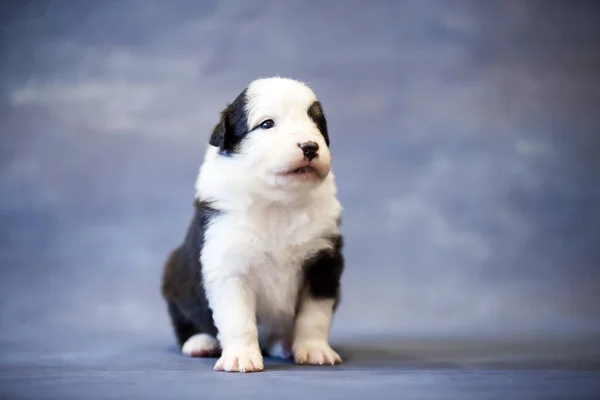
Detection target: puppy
<box><xmin>161</xmin><ymin>77</ymin><xmax>344</xmax><ymax>373</ymax></box>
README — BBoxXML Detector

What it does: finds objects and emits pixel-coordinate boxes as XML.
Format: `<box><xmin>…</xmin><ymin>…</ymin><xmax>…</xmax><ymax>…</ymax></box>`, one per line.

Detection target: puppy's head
<box><xmin>207</xmin><ymin>77</ymin><xmax>333</xmax><ymax>194</ymax></box>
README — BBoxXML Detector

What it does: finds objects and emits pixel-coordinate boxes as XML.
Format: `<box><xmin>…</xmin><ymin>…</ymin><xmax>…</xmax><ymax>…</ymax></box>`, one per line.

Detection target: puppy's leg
<box><xmin>166</xmin><ymin>301</ymin><xmax>198</xmax><ymax>348</ymax></box>
<box><xmin>292</xmin><ymin>295</ymin><xmax>341</xmax><ymax>365</ymax></box>
<box><xmin>293</xmin><ymin>236</ymin><xmax>344</xmax><ymax>365</ymax></box>
<box><xmin>167</xmin><ymin>302</ymin><xmax>220</xmax><ymax>357</ymax></box>
<box><xmin>207</xmin><ymin>277</ymin><xmax>263</xmax><ymax>373</ymax></box>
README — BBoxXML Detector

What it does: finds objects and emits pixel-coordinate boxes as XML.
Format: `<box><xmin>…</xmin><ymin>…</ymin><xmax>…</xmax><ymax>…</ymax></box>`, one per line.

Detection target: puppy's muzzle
<box><xmin>298</xmin><ymin>141</ymin><xmax>319</xmax><ymax>161</ymax></box>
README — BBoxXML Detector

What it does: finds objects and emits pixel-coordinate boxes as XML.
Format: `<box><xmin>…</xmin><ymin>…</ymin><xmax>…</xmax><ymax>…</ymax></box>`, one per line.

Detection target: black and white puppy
<box><xmin>161</xmin><ymin>77</ymin><xmax>344</xmax><ymax>373</ymax></box>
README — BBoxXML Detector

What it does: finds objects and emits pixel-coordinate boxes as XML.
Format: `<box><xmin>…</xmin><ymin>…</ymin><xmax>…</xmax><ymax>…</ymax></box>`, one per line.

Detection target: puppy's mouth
<box><xmin>288</xmin><ymin>166</ymin><xmax>317</xmax><ymax>175</ymax></box>
<box><xmin>277</xmin><ymin>165</ymin><xmax>321</xmax><ymax>179</ymax></box>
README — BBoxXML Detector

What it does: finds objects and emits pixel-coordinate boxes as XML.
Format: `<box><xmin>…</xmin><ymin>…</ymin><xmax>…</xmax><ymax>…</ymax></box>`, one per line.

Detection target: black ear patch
<box><xmin>307</xmin><ymin>101</ymin><xmax>330</xmax><ymax>146</ymax></box>
<box><xmin>209</xmin><ymin>89</ymin><xmax>249</xmax><ymax>155</ymax></box>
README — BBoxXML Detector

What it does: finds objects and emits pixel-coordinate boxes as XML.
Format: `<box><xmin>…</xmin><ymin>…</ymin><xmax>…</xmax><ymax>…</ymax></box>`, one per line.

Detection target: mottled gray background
<box><xmin>0</xmin><ymin>0</ymin><xmax>600</xmax><ymax>400</ymax></box>
<box><xmin>1</xmin><ymin>2</ymin><xmax>600</xmax><ymax>398</ymax></box>
<box><xmin>1</xmin><ymin>0</ymin><xmax>600</xmax><ymax>342</ymax></box>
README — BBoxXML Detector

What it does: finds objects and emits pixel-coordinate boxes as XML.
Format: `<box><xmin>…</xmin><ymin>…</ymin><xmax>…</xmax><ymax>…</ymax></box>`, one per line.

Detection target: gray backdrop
<box><xmin>1</xmin><ymin>0</ymin><xmax>599</xmax><ymax>358</ymax></box>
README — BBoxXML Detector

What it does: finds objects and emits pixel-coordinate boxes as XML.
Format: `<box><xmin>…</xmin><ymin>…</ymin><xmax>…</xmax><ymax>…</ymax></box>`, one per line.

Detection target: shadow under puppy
<box><xmin>161</xmin><ymin>77</ymin><xmax>344</xmax><ymax>373</ymax></box>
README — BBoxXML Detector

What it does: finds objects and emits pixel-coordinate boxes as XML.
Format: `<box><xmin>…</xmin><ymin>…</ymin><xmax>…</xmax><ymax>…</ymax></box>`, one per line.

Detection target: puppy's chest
<box><xmin>244</xmin><ymin>210</ymin><xmax>327</xmax><ymax>325</ymax></box>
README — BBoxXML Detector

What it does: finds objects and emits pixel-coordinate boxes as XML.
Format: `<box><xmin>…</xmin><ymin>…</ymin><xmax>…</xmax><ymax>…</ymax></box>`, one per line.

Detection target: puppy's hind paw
<box><xmin>181</xmin><ymin>334</ymin><xmax>220</xmax><ymax>357</ymax></box>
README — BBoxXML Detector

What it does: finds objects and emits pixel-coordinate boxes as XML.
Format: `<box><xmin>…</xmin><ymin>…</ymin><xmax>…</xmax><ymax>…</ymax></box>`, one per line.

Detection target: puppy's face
<box><xmin>209</xmin><ymin>78</ymin><xmax>332</xmax><ymax>193</ymax></box>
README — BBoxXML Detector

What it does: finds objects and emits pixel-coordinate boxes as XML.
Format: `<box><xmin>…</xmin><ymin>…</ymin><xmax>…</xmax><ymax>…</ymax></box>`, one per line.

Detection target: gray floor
<box><xmin>2</xmin><ymin>1</ymin><xmax>600</xmax><ymax>399</ymax></box>
<box><xmin>2</xmin><ymin>331</ymin><xmax>600</xmax><ymax>400</ymax></box>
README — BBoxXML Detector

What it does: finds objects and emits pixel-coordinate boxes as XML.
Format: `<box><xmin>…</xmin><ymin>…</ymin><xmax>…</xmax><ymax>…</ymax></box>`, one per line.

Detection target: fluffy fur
<box><xmin>161</xmin><ymin>77</ymin><xmax>344</xmax><ymax>373</ymax></box>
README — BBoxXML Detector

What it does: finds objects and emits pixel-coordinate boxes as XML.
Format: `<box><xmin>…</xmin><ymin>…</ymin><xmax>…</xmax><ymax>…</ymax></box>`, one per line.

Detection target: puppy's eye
<box><xmin>259</xmin><ymin>119</ymin><xmax>275</xmax><ymax>130</ymax></box>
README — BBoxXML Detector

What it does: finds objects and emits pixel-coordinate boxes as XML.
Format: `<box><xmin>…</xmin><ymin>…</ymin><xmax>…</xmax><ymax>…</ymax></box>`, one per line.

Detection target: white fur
<box><xmin>195</xmin><ymin>77</ymin><xmax>342</xmax><ymax>372</ymax></box>
<box><xmin>266</xmin><ymin>338</ymin><xmax>293</xmax><ymax>360</ymax></box>
<box><xmin>181</xmin><ymin>333</ymin><xmax>219</xmax><ymax>357</ymax></box>
<box><xmin>293</xmin><ymin>296</ymin><xmax>341</xmax><ymax>365</ymax></box>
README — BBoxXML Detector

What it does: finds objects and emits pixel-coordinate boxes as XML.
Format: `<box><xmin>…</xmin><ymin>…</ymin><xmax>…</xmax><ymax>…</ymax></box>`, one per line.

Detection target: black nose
<box><xmin>298</xmin><ymin>141</ymin><xmax>319</xmax><ymax>161</ymax></box>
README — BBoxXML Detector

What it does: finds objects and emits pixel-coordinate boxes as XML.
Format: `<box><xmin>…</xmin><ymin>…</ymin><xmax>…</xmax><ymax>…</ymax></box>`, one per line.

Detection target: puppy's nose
<box><xmin>298</xmin><ymin>141</ymin><xmax>319</xmax><ymax>161</ymax></box>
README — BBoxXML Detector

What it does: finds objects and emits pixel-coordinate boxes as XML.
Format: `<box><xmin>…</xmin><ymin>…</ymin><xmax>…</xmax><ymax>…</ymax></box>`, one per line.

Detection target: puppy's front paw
<box><xmin>214</xmin><ymin>345</ymin><xmax>264</xmax><ymax>373</ymax></box>
<box><xmin>293</xmin><ymin>340</ymin><xmax>342</xmax><ymax>365</ymax></box>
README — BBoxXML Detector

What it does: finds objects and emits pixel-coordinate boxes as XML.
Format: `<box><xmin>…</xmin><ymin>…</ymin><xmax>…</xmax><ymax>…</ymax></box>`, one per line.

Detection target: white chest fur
<box><xmin>202</xmin><ymin>202</ymin><xmax>338</xmax><ymax>335</ymax></box>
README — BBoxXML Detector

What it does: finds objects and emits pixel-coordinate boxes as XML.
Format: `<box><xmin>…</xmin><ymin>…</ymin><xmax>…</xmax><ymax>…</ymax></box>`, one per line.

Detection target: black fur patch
<box><xmin>161</xmin><ymin>200</ymin><xmax>221</xmax><ymax>346</ymax></box>
<box><xmin>302</xmin><ymin>235</ymin><xmax>344</xmax><ymax>307</ymax></box>
<box><xmin>209</xmin><ymin>89</ymin><xmax>249</xmax><ymax>155</ymax></box>
<box><xmin>307</xmin><ymin>101</ymin><xmax>330</xmax><ymax>146</ymax></box>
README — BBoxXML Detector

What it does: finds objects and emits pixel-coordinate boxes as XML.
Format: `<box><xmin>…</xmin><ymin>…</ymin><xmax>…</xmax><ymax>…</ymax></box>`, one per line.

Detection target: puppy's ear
<box><xmin>209</xmin><ymin>90</ymin><xmax>248</xmax><ymax>154</ymax></box>
<box><xmin>209</xmin><ymin>105</ymin><xmax>234</xmax><ymax>151</ymax></box>
<box><xmin>308</xmin><ymin>101</ymin><xmax>330</xmax><ymax>147</ymax></box>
